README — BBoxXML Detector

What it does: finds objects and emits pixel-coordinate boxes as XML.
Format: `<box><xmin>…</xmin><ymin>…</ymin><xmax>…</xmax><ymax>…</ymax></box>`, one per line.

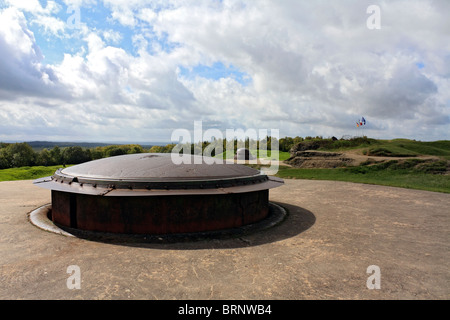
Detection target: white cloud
<box><xmin>0</xmin><ymin>7</ymin><xmax>65</xmax><ymax>99</ymax></box>
<box><xmin>102</xmin><ymin>0</ymin><xmax>147</xmax><ymax>27</ymax></box>
<box><xmin>102</xmin><ymin>29</ymin><xmax>122</xmax><ymax>44</ymax></box>
<box><xmin>0</xmin><ymin>0</ymin><xmax>449</xmax><ymax>142</ymax></box>
<box><xmin>4</xmin><ymin>0</ymin><xmax>67</xmax><ymax>38</ymax></box>
<box><xmin>4</xmin><ymin>0</ymin><xmax>49</xmax><ymax>14</ymax></box>
<box><xmin>32</xmin><ymin>14</ymin><xmax>66</xmax><ymax>36</ymax></box>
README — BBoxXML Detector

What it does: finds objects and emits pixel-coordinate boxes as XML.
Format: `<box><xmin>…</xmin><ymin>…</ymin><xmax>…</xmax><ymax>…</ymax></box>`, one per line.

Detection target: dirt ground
<box><xmin>0</xmin><ymin>179</ymin><xmax>449</xmax><ymax>300</ymax></box>
<box><xmin>284</xmin><ymin>149</ymin><xmax>443</xmax><ymax>169</ymax></box>
<box><xmin>339</xmin><ymin>149</ymin><xmax>441</xmax><ymax>166</ymax></box>
<box><xmin>233</xmin><ymin>150</ymin><xmax>442</xmax><ymax>170</ymax></box>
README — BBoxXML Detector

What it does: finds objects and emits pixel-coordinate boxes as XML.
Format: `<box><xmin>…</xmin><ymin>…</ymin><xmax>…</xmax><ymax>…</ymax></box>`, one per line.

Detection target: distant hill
<box><xmin>27</xmin><ymin>141</ymin><xmax>111</xmax><ymax>150</ymax></box>
<box><xmin>25</xmin><ymin>141</ymin><xmax>167</xmax><ymax>150</ymax></box>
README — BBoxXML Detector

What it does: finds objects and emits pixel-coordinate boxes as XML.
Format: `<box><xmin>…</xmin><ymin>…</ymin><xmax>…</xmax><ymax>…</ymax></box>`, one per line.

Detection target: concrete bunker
<box><xmin>33</xmin><ymin>153</ymin><xmax>284</xmax><ymax>235</ymax></box>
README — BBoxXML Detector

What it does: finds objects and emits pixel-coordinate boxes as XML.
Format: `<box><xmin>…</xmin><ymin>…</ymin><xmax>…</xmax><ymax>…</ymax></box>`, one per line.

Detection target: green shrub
<box><xmin>415</xmin><ymin>160</ymin><xmax>448</xmax><ymax>174</ymax></box>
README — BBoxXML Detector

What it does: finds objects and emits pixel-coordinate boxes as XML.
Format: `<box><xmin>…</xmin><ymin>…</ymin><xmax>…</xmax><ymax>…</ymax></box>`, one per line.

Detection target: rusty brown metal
<box><xmin>51</xmin><ymin>189</ymin><xmax>270</xmax><ymax>234</ymax></box>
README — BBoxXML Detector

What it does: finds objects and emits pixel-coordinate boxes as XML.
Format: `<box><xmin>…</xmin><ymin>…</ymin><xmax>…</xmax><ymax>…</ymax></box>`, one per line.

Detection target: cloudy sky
<box><xmin>0</xmin><ymin>0</ymin><xmax>449</xmax><ymax>143</ymax></box>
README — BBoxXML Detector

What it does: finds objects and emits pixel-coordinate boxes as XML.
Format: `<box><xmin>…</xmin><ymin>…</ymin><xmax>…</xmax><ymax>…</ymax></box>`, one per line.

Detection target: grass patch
<box><xmin>365</xmin><ymin>147</ymin><xmax>416</xmax><ymax>157</ymax></box>
<box><xmin>256</xmin><ymin>150</ymin><xmax>291</xmax><ymax>161</ymax></box>
<box><xmin>291</xmin><ymin>137</ymin><xmax>450</xmax><ymax>159</ymax></box>
<box><xmin>283</xmin><ymin>138</ymin><xmax>450</xmax><ymax>192</ymax></box>
<box><xmin>275</xmin><ymin>160</ymin><xmax>450</xmax><ymax>193</ymax></box>
<box><xmin>292</xmin><ymin>136</ymin><xmax>376</xmax><ymax>153</ymax></box>
<box><xmin>389</xmin><ymin>139</ymin><xmax>450</xmax><ymax>157</ymax></box>
<box><xmin>0</xmin><ymin>165</ymin><xmax>64</xmax><ymax>182</ymax></box>
<box><xmin>361</xmin><ymin>139</ymin><xmax>450</xmax><ymax>158</ymax></box>
<box><xmin>215</xmin><ymin>150</ymin><xmax>291</xmax><ymax>161</ymax></box>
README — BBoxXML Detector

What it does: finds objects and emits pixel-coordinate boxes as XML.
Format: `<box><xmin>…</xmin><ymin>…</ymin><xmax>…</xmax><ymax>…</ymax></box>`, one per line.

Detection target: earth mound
<box><xmin>286</xmin><ymin>151</ymin><xmax>356</xmax><ymax>168</ymax></box>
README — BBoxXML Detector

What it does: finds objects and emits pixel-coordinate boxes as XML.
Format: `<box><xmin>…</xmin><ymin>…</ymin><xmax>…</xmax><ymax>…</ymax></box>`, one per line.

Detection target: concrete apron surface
<box><xmin>0</xmin><ymin>179</ymin><xmax>448</xmax><ymax>300</ymax></box>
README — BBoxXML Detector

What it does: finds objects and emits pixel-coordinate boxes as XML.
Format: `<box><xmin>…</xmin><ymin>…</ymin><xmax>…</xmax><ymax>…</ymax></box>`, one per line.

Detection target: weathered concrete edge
<box><xmin>28</xmin><ymin>204</ymin><xmax>75</xmax><ymax>237</ymax></box>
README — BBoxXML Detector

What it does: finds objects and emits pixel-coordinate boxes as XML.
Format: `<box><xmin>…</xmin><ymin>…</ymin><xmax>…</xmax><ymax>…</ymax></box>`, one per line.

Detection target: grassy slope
<box><xmin>319</xmin><ymin>138</ymin><xmax>450</xmax><ymax>159</ymax></box>
<box><xmin>376</xmin><ymin>139</ymin><xmax>450</xmax><ymax>158</ymax></box>
<box><xmin>0</xmin><ymin>165</ymin><xmax>62</xmax><ymax>182</ymax></box>
<box><xmin>275</xmin><ymin>166</ymin><xmax>450</xmax><ymax>193</ymax></box>
<box><xmin>277</xmin><ymin>139</ymin><xmax>450</xmax><ymax>193</ymax></box>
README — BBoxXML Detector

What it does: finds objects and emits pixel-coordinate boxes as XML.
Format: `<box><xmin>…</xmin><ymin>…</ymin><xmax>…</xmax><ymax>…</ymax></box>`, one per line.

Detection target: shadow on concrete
<box><xmin>54</xmin><ymin>202</ymin><xmax>316</xmax><ymax>250</ymax></box>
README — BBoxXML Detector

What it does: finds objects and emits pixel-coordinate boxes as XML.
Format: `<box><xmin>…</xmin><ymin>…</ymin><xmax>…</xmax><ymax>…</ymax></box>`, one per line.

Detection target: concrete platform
<box><xmin>0</xmin><ymin>179</ymin><xmax>448</xmax><ymax>299</ymax></box>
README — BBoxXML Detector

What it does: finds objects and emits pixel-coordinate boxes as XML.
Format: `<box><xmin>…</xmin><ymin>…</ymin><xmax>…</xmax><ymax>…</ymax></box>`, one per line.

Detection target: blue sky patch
<box><xmin>179</xmin><ymin>62</ymin><xmax>251</xmax><ymax>85</ymax></box>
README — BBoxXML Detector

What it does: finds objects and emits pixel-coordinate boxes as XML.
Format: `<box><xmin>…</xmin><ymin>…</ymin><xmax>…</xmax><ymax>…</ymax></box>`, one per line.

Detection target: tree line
<box><xmin>0</xmin><ymin>143</ymin><xmax>148</xmax><ymax>169</ymax></box>
<box><xmin>0</xmin><ymin>136</ymin><xmax>327</xmax><ymax>169</ymax></box>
